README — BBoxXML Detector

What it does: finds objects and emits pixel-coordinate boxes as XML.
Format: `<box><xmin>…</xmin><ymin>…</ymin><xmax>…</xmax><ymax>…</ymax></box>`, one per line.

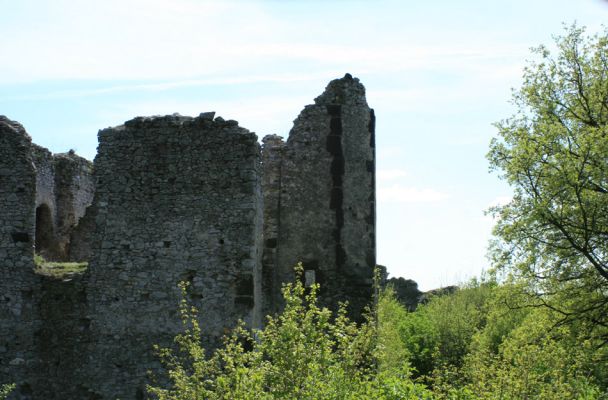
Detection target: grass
<box><xmin>34</xmin><ymin>253</ymin><xmax>88</xmax><ymax>278</ymax></box>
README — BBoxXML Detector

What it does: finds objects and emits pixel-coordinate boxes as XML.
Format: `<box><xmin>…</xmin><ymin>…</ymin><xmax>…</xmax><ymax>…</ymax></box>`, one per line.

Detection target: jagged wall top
<box><xmin>313</xmin><ymin>73</ymin><xmax>369</xmax><ymax>108</ymax></box>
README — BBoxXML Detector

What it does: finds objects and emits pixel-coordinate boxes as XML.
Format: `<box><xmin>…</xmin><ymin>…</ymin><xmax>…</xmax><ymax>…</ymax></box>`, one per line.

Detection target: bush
<box><xmin>0</xmin><ymin>384</ymin><xmax>14</xmax><ymax>400</ymax></box>
<box><xmin>147</xmin><ymin>264</ymin><xmax>431</xmax><ymax>399</ymax></box>
<box><xmin>463</xmin><ymin>305</ymin><xmax>607</xmax><ymax>399</ymax></box>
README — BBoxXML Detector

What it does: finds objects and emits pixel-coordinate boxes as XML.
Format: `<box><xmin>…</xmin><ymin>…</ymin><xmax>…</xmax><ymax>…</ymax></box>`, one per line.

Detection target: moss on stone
<box><xmin>34</xmin><ymin>253</ymin><xmax>88</xmax><ymax>278</ymax></box>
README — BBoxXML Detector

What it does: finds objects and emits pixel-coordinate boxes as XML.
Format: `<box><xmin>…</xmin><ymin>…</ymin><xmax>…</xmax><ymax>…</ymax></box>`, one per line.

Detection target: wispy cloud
<box><xmin>0</xmin><ymin>72</ymin><xmax>337</xmax><ymax>101</ymax></box>
<box><xmin>0</xmin><ymin>0</ymin><xmax>529</xmax><ymax>84</ymax></box>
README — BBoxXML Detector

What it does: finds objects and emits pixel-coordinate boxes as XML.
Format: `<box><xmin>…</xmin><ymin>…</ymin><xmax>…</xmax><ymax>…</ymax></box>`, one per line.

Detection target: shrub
<box><xmin>0</xmin><ymin>384</ymin><xmax>15</xmax><ymax>400</ymax></box>
<box><xmin>147</xmin><ymin>264</ymin><xmax>431</xmax><ymax>399</ymax></box>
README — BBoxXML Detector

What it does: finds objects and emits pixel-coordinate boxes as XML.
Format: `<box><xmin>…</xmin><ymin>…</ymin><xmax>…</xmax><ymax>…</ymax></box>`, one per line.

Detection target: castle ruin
<box><xmin>0</xmin><ymin>74</ymin><xmax>376</xmax><ymax>399</ymax></box>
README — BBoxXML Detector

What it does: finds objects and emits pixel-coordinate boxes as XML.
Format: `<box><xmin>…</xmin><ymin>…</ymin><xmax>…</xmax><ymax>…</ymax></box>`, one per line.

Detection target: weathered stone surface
<box><xmin>386</xmin><ymin>277</ymin><xmax>423</xmax><ymax>311</ymax></box>
<box><xmin>27</xmin><ymin>144</ymin><xmax>95</xmax><ymax>262</ymax></box>
<box><xmin>80</xmin><ymin>114</ymin><xmax>263</xmax><ymax>399</ymax></box>
<box><xmin>0</xmin><ymin>116</ymin><xmax>40</xmax><ymax>399</ymax></box>
<box><xmin>262</xmin><ymin>74</ymin><xmax>376</xmax><ymax>320</ymax></box>
<box><xmin>53</xmin><ymin>151</ymin><xmax>95</xmax><ymax>260</ymax></box>
<box><xmin>0</xmin><ymin>75</ymin><xmax>377</xmax><ymax>399</ymax></box>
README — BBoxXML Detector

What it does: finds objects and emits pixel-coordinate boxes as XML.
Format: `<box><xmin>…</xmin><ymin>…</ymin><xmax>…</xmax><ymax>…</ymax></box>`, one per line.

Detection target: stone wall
<box><xmin>30</xmin><ymin>275</ymin><xmax>89</xmax><ymax>399</ymax></box>
<box><xmin>80</xmin><ymin>113</ymin><xmax>263</xmax><ymax>399</ymax></box>
<box><xmin>0</xmin><ymin>116</ymin><xmax>40</xmax><ymax>398</ymax></box>
<box><xmin>31</xmin><ymin>145</ymin><xmax>58</xmax><ymax>260</ymax></box>
<box><xmin>53</xmin><ymin>152</ymin><xmax>95</xmax><ymax>260</ymax></box>
<box><xmin>29</xmin><ymin>145</ymin><xmax>94</xmax><ymax>261</ymax></box>
<box><xmin>0</xmin><ymin>75</ymin><xmax>377</xmax><ymax>399</ymax></box>
<box><xmin>262</xmin><ymin>74</ymin><xmax>376</xmax><ymax>320</ymax></box>
<box><xmin>260</xmin><ymin>135</ymin><xmax>285</xmax><ymax>316</ymax></box>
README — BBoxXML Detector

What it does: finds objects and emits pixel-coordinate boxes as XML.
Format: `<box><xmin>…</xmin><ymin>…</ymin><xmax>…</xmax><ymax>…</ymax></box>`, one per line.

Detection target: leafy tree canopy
<box><xmin>488</xmin><ymin>24</ymin><xmax>608</xmax><ymax>338</ymax></box>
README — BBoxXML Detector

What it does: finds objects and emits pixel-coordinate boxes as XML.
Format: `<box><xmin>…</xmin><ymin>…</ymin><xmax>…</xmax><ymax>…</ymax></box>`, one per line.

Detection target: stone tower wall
<box><xmin>29</xmin><ymin>145</ymin><xmax>94</xmax><ymax>261</ymax></box>
<box><xmin>263</xmin><ymin>74</ymin><xmax>376</xmax><ymax>319</ymax></box>
<box><xmin>0</xmin><ymin>117</ymin><xmax>40</xmax><ymax>397</ymax></box>
<box><xmin>53</xmin><ymin>153</ymin><xmax>95</xmax><ymax>260</ymax></box>
<box><xmin>81</xmin><ymin>114</ymin><xmax>263</xmax><ymax>399</ymax></box>
<box><xmin>31</xmin><ymin>145</ymin><xmax>58</xmax><ymax>260</ymax></box>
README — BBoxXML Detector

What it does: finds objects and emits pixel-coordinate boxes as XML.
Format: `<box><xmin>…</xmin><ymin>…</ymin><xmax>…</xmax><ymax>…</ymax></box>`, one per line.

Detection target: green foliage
<box><xmin>148</xmin><ymin>264</ymin><xmax>431</xmax><ymax>399</ymax></box>
<box><xmin>384</xmin><ymin>279</ymin><xmax>608</xmax><ymax>398</ymax></box>
<box><xmin>0</xmin><ymin>384</ymin><xmax>15</xmax><ymax>400</ymax></box>
<box><xmin>148</xmin><ymin>266</ymin><xmax>608</xmax><ymax>398</ymax></box>
<box><xmin>487</xmin><ymin>23</ymin><xmax>608</xmax><ymax>333</ymax></box>
<box><xmin>376</xmin><ymin>287</ymin><xmax>412</xmax><ymax>376</ymax></box>
<box><xmin>463</xmin><ymin>304</ymin><xmax>608</xmax><ymax>399</ymax></box>
<box><xmin>396</xmin><ymin>281</ymin><xmax>495</xmax><ymax>381</ymax></box>
<box><xmin>33</xmin><ymin>253</ymin><xmax>88</xmax><ymax>277</ymax></box>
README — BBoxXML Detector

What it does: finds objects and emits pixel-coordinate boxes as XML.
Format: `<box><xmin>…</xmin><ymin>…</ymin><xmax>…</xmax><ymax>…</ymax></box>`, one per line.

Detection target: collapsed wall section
<box><xmin>82</xmin><ymin>113</ymin><xmax>263</xmax><ymax>399</ymax></box>
<box><xmin>264</xmin><ymin>74</ymin><xmax>376</xmax><ymax>319</ymax></box>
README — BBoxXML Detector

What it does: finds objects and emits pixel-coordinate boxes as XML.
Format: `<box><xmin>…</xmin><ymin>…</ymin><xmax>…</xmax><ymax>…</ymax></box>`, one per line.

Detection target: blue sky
<box><xmin>2</xmin><ymin>0</ymin><xmax>607</xmax><ymax>290</ymax></box>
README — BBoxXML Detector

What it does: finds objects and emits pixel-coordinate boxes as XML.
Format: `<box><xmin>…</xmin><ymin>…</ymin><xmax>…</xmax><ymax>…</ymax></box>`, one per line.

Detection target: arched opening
<box><xmin>35</xmin><ymin>203</ymin><xmax>55</xmax><ymax>259</ymax></box>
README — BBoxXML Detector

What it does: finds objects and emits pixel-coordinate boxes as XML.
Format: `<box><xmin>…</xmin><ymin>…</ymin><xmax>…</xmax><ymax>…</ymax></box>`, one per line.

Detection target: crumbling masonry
<box><xmin>0</xmin><ymin>75</ymin><xmax>376</xmax><ymax>399</ymax></box>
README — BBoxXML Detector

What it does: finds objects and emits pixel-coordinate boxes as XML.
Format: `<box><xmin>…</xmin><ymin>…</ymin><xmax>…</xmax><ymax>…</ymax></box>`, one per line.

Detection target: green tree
<box><xmin>147</xmin><ymin>265</ymin><xmax>432</xmax><ymax>399</ymax></box>
<box><xmin>398</xmin><ymin>281</ymin><xmax>494</xmax><ymax>382</ymax></box>
<box><xmin>464</xmin><ymin>304</ymin><xmax>607</xmax><ymax>399</ymax></box>
<box><xmin>488</xmin><ymin>24</ymin><xmax>608</xmax><ymax>335</ymax></box>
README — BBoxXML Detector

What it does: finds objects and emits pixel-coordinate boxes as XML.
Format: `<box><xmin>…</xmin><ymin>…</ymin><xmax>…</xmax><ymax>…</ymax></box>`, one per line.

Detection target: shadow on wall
<box><xmin>35</xmin><ymin>204</ymin><xmax>54</xmax><ymax>260</ymax></box>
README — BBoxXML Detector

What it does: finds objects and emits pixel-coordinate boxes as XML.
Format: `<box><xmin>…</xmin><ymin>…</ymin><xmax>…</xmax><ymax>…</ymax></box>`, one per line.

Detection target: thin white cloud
<box><xmin>0</xmin><ymin>72</ymin><xmax>337</xmax><ymax>102</ymax></box>
<box><xmin>0</xmin><ymin>0</ymin><xmax>529</xmax><ymax>84</ymax></box>
<box><xmin>378</xmin><ymin>184</ymin><xmax>448</xmax><ymax>203</ymax></box>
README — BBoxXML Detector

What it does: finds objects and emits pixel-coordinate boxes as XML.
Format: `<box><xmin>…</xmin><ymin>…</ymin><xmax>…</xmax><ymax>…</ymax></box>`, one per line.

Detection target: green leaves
<box><xmin>148</xmin><ymin>265</ymin><xmax>431</xmax><ymax>399</ymax></box>
<box><xmin>488</xmin><ymin>23</ymin><xmax>608</xmax><ymax>333</ymax></box>
<box><xmin>0</xmin><ymin>384</ymin><xmax>14</xmax><ymax>400</ymax></box>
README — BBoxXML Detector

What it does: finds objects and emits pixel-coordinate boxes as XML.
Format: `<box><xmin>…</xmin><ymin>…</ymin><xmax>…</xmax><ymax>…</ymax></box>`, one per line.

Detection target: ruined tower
<box><xmin>262</xmin><ymin>74</ymin><xmax>376</xmax><ymax>319</ymax></box>
<box><xmin>0</xmin><ymin>75</ymin><xmax>376</xmax><ymax>399</ymax></box>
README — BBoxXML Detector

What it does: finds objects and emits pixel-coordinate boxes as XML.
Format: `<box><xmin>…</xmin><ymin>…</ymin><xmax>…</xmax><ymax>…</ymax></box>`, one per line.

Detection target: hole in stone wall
<box><xmin>35</xmin><ymin>204</ymin><xmax>54</xmax><ymax>258</ymax></box>
<box><xmin>19</xmin><ymin>383</ymin><xmax>32</xmax><ymax>396</ymax></box>
<box><xmin>11</xmin><ymin>232</ymin><xmax>30</xmax><ymax>243</ymax></box>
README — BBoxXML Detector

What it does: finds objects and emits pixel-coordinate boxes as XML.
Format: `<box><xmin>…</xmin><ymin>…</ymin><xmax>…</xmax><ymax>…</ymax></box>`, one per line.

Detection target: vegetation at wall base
<box><xmin>149</xmin><ymin>270</ymin><xmax>607</xmax><ymax>399</ymax></box>
<box><xmin>0</xmin><ymin>384</ymin><xmax>14</xmax><ymax>400</ymax></box>
<box><xmin>33</xmin><ymin>253</ymin><xmax>88</xmax><ymax>278</ymax></box>
<box><xmin>147</xmin><ymin>264</ymin><xmax>433</xmax><ymax>399</ymax></box>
